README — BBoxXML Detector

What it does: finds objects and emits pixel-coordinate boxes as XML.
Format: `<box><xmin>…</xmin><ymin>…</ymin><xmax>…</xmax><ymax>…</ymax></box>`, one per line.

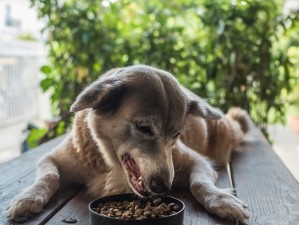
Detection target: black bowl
<box><xmin>89</xmin><ymin>193</ymin><xmax>185</xmax><ymax>225</ymax></box>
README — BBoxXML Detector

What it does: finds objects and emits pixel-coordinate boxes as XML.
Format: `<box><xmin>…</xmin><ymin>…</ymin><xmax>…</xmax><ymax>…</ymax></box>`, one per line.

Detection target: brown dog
<box><xmin>7</xmin><ymin>65</ymin><xmax>249</xmax><ymax>221</ymax></box>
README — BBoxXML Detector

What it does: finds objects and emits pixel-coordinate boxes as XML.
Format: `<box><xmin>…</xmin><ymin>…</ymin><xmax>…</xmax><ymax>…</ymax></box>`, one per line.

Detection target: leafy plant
<box><xmin>29</xmin><ymin>0</ymin><xmax>299</xmax><ymax>145</ymax></box>
<box><xmin>16</xmin><ymin>33</ymin><xmax>37</xmax><ymax>41</ymax></box>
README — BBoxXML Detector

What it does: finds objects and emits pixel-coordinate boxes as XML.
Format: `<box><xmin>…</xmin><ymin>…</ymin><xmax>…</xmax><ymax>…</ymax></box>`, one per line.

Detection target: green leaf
<box><xmin>40</xmin><ymin>65</ymin><xmax>52</xmax><ymax>75</ymax></box>
<box><xmin>27</xmin><ymin>128</ymin><xmax>48</xmax><ymax>148</ymax></box>
<box><xmin>40</xmin><ymin>78</ymin><xmax>54</xmax><ymax>91</ymax></box>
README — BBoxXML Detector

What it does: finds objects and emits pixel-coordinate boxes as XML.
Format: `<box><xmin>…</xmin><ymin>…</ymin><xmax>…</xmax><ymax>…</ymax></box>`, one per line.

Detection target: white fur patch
<box><xmin>87</xmin><ymin>110</ymin><xmax>115</xmax><ymax>167</ymax></box>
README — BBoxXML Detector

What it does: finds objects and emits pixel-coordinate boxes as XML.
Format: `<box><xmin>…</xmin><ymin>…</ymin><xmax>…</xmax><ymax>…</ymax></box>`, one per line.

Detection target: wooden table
<box><xmin>1</xmin><ymin>126</ymin><xmax>299</xmax><ymax>225</ymax></box>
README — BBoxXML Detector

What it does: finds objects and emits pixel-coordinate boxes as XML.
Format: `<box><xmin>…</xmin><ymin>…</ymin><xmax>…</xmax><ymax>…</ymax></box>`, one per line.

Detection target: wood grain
<box><xmin>231</xmin><ymin>127</ymin><xmax>299</xmax><ymax>225</ymax></box>
<box><xmin>0</xmin><ymin>135</ymin><xmax>82</xmax><ymax>225</ymax></box>
<box><xmin>176</xmin><ymin>166</ymin><xmax>236</xmax><ymax>225</ymax></box>
<box><xmin>45</xmin><ymin>189</ymin><xmax>93</xmax><ymax>225</ymax></box>
<box><xmin>0</xmin><ymin>135</ymin><xmax>66</xmax><ymax>189</ymax></box>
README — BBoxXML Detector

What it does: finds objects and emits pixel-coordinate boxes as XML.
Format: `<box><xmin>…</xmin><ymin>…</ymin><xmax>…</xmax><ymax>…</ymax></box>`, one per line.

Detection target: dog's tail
<box><xmin>227</xmin><ymin>107</ymin><xmax>250</xmax><ymax>134</ymax></box>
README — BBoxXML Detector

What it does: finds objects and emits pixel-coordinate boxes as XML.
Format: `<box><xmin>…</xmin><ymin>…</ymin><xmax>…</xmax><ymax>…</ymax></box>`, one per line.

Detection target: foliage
<box><xmin>26</xmin><ymin>128</ymin><xmax>48</xmax><ymax>148</ymax></box>
<box><xmin>16</xmin><ymin>33</ymin><xmax>37</xmax><ymax>41</ymax></box>
<box><xmin>284</xmin><ymin>12</ymin><xmax>299</xmax><ymax>115</ymax></box>
<box><xmin>30</xmin><ymin>0</ymin><xmax>299</xmax><ymax>144</ymax></box>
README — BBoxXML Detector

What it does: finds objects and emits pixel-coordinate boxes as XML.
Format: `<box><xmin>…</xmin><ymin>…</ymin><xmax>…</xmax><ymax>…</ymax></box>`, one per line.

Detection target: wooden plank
<box><xmin>176</xmin><ymin>166</ymin><xmax>236</xmax><ymax>225</ymax></box>
<box><xmin>1</xmin><ymin>185</ymin><xmax>81</xmax><ymax>225</ymax></box>
<box><xmin>45</xmin><ymin>166</ymin><xmax>236</xmax><ymax>225</ymax></box>
<box><xmin>231</xmin><ymin>127</ymin><xmax>299</xmax><ymax>225</ymax></box>
<box><xmin>45</xmin><ymin>188</ymin><xmax>93</xmax><ymax>225</ymax></box>
<box><xmin>0</xmin><ymin>135</ymin><xmax>82</xmax><ymax>225</ymax></box>
<box><xmin>0</xmin><ymin>135</ymin><xmax>66</xmax><ymax>188</ymax></box>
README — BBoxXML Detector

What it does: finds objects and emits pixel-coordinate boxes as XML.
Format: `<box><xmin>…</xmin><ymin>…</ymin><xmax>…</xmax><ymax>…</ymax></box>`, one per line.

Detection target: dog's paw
<box><xmin>6</xmin><ymin>187</ymin><xmax>47</xmax><ymax>220</ymax></box>
<box><xmin>203</xmin><ymin>189</ymin><xmax>249</xmax><ymax>222</ymax></box>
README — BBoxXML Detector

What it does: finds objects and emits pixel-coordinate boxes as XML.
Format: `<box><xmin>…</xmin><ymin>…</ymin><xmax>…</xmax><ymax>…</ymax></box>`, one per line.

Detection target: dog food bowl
<box><xmin>89</xmin><ymin>193</ymin><xmax>185</xmax><ymax>225</ymax></box>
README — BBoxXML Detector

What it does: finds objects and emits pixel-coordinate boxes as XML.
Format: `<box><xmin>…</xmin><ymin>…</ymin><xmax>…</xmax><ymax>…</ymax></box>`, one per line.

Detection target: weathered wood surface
<box><xmin>176</xmin><ymin>167</ymin><xmax>236</xmax><ymax>225</ymax></box>
<box><xmin>231</xmin><ymin>127</ymin><xmax>299</xmax><ymax>225</ymax></box>
<box><xmin>44</xmin><ymin>188</ymin><xmax>92</xmax><ymax>225</ymax></box>
<box><xmin>0</xmin><ymin>125</ymin><xmax>299</xmax><ymax>225</ymax></box>
<box><xmin>0</xmin><ymin>135</ymin><xmax>82</xmax><ymax>225</ymax></box>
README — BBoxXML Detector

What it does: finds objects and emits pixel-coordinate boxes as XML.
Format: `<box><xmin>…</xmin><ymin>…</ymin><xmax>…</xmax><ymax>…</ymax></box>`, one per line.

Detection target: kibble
<box><xmin>93</xmin><ymin>197</ymin><xmax>181</xmax><ymax>220</ymax></box>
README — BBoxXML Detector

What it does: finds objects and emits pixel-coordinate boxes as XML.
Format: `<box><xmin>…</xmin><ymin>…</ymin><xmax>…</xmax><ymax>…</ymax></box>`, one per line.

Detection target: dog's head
<box><xmin>70</xmin><ymin>65</ymin><xmax>221</xmax><ymax>197</ymax></box>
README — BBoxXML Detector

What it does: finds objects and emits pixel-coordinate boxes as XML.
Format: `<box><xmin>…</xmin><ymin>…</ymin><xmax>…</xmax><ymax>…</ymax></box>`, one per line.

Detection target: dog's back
<box><xmin>181</xmin><ymin>105</ymin><xmax>250</xmax><ymax>164</ymax></box>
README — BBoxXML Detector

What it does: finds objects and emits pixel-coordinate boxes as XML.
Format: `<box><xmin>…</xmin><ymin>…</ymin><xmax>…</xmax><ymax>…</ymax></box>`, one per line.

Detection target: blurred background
<box><xmin>0</xmin><ymin>0</ymin><xmax>298</xmax><ymax>179</ymax></box>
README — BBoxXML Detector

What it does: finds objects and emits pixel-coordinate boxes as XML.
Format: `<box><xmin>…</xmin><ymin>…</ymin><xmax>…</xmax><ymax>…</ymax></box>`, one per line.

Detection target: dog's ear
<box><xmin>187</xmin><ymin>100</ymin><xmax>223</xmax><ymax>120</ymax></box>
<box><xmin>70</xmin><ymin>77</ymin><xmax>126</xmax><ymax>113</ymax></box>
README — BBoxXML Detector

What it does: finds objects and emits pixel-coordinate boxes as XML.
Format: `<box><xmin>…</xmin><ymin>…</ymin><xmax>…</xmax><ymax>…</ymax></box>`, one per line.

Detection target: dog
<box><xmin>7</xmin><ymin>65</ymin><xmax>249</xmax><ymax>222</ymax></box>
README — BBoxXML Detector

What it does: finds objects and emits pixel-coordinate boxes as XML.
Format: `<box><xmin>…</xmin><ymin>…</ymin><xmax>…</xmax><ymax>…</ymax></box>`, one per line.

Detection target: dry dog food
<box><xmin>93</xmin><ymin>197</ymin><xmax>180</xmax><ymax>220</ymax></box>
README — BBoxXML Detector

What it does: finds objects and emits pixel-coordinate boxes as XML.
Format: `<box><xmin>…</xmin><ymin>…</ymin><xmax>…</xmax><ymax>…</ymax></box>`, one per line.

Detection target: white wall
<box><xmin>0</xmin><ymin>0</ymin><xmax>45</xmax><ymax>41</ymax></box>
<box><xmin>0</xmin><ymin>0</ymin><xmax>50</xmax><ymax>163</ymax></box>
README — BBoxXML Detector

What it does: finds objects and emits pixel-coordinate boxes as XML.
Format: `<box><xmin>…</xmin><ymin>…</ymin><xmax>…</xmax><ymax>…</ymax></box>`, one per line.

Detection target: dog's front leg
<box><xmin>173</xmin><ymin>140</ymin><xmax>249</xmax><ymax>222</ymax></box>
<box><xmin>7</xmin><ymin>155</ymin><xmax>60</xmax><ymax>220</ymax></box>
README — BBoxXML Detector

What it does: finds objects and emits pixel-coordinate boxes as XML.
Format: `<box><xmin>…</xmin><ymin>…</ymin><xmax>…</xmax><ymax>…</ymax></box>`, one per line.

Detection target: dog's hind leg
<box><xmin>173</xmin><ymin>140</ymin><xmax>249</xmax><ymax>222</ymax></box>
<box><xmin>7</xmin><ymin>152</ymin><xmax>60</xmax><ymax>220</ymax></box>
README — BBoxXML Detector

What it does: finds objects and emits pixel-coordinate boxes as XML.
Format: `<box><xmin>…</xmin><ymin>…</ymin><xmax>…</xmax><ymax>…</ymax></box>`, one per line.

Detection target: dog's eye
<box><xmin>135</xmin><ymin>124</ymin><xmax>153</xmax><ymax>135</ymax></box>
<box><xmin>172</xmin><ymin>132</ymin><xmax>181</xmax><ymax>139</ymax></box>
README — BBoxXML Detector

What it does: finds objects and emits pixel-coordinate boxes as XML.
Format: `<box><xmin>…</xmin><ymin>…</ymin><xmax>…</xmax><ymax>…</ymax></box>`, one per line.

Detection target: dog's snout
<box><xmin>150</xmin><ymin>176</ymin><xmax>171</xmax><ymax>194</ymax></box>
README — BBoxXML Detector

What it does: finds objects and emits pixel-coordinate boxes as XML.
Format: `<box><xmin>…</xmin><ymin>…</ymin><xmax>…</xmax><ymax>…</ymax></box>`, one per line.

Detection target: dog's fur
<box><xmin>7</xmin><ymin>65</ymin><xmax>250</xmax><ymax>222</ymax></box>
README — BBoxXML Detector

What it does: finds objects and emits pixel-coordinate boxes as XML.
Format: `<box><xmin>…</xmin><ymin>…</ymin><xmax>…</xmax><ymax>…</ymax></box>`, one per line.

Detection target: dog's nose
<box><xmin>150</xmin><ymin>176</ymin><xmax>171</xmax><ymax>194</ymax></box>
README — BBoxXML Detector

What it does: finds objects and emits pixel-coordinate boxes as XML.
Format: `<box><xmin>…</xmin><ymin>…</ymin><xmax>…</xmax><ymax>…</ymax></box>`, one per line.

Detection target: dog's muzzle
<box><xmin>121</xmin><ymin>153</ymin><xmax>172</xmax><ymax>196</ymax></box>
<box><xmin>149</xmin><ymin>176</ymin><xmax>172</xmax><ymax>194</ymax></box>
